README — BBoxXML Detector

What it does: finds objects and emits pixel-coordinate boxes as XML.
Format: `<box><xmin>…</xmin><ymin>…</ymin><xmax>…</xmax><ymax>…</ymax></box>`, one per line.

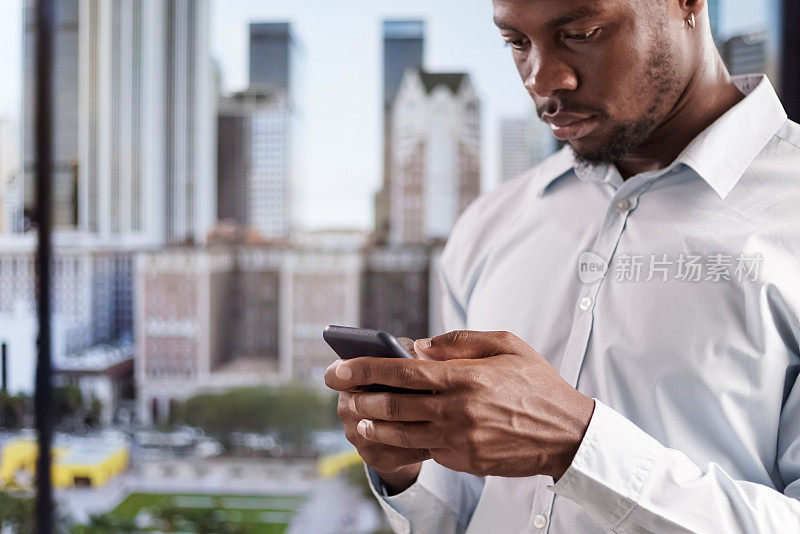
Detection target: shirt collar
<box><xmin>536</xmin><ymin>74</ymin><xmax>788</xmax><ymax>200</ymax></box>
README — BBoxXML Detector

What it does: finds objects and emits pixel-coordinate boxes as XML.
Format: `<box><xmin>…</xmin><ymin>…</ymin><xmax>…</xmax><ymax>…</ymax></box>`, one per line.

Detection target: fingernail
<box><xmin>357</xmin><ymin>419</ymin><xmax>373</xmax><ymax>437</ymax></box>
<box><xmin>336</xmin><ymin>363</ymin><xmax>352</xmax><ymax>380</ymax></box>
<box><xmin>348</xmin><ymin>396</ymin><xmax>357</xmax><ymax>412</ymax></box>
<box><xmin>415</xmin><ymin>338</ymin><xmax>432</xmax><ymax>350</ymax></box>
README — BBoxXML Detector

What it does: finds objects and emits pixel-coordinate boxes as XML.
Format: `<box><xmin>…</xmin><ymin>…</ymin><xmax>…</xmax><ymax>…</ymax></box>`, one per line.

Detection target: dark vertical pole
<box><xmin>781</xmin><ymin>0</ymin><xmax>800</xmax><ymax>122</ymax></box>
<box><xmin>1</xmin><ymin>342</ymin><xmax>7</xmax><ymax>392</ymax></box>
<box><xmin>1</xmin><ymin>342</ymin><xmax>6</xmax><ymax>429</ymax></box>
<box><xmin>34</xmin><ymin>0</ymin><xmax>55</xmax><ymax>532</ymax></box>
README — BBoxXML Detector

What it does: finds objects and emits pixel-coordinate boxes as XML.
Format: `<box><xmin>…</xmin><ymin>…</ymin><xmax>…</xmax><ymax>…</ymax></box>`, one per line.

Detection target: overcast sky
<box><xmin>0</xmin><ymin>0</ymin><xmax>770</xmax><ymax>231</ymax></box>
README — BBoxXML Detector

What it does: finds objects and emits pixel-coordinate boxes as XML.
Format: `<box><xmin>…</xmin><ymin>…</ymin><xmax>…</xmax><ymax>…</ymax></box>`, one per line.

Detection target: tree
<box><xmin>0</xmin><ymin>393</ymin><xmax>31</xmax><ymax>429</ymax></box>
<box><xmin>52</xmin><ymin>385</ymin><xmax>84</xmax><ymax>424</ymax></box>
<box><xmin>0</xmin><ymin>491</ymin><xmax>36</xmax><ymax>533</ymax></box>
<box><xmin>173</xmin><ymin>384</ymin><xmax>338</xmax><ymax>454</ymax></box>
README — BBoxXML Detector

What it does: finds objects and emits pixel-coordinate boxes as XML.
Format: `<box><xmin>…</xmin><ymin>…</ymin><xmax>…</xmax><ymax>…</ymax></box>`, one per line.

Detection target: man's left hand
<box><xmin>323</xmin><ymin>330</ymin><xmax>596</xmax><ymax>480</ymax></box>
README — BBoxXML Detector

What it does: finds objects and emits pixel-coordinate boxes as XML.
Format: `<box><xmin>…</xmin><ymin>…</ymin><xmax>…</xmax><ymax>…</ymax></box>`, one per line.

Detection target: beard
<box><xmin>570</xmin><ymin>33</ymin><xmax>683</xmax><ymax>166</ymax></box>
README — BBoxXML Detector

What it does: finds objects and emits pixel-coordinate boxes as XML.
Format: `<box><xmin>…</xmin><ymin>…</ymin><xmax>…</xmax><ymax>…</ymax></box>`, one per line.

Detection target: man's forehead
<box><xmin>492</xmin><ymin>0</ymin><xmax>611</xmax><ymax>30</ymax></box>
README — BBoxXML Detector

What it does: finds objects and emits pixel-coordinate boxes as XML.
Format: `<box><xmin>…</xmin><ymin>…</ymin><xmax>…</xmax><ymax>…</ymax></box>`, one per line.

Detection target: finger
<box><xmin>336</xmin><ymin>357</ymin><xmax>453</xmax><ymax>391</ymax></box>
<box><xmin>398</xmin><ymin>336</ymin><xmax>441</xmax><ymax>361</ymax></box>
<box><xmin>352</xmin><ymin>392</ymin><xmax>440</xmax><ymax>422</ymax></box>
<box><xmin>357</xmin><ymin>419</ymin><xmax>444</xmax><ymax>449</ymax></box>
<box><xmin>325</xmin><ymin>360</ymin><xmax>352</xmax><ymax>391</ymax></box>
<box><xmin>414</xmin><ymin>330</ymin><xmax>521</xmax><ymax>361</ymax></box>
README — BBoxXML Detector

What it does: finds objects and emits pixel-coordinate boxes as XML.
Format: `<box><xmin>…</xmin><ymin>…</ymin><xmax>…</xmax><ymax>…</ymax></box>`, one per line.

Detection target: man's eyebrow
<box><xmin>493</xmin><ymin>17</ymin><xmax>520</xmax><ymax>32</ymax></box>
<box><xmin>547</xmin><ymin>6</ymin><xmax>604</xmax><ymax>28</ymax></box>
<box><xmin>494</xmin><ymin>6</ymin><xmax>604</xmax><ymax>32</ymax></box>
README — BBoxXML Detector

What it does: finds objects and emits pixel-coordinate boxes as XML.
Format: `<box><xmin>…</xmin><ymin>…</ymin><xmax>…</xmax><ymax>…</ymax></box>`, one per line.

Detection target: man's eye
<box><xmin>504</xmin><ymin>38</ymin><xmax>529</xmax><ymax>50</ymax></box>
<box><xmin>564</xmin><ymin>28</ymin><xmax>600</xmax><ymax>42</ymax></box>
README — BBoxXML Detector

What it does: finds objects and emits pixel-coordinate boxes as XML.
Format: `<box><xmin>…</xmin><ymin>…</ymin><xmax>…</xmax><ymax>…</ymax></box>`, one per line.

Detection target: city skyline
<box><xmin>0</xmin><ymin>0</ymin><xmax>772</xmax><ymax>232</ymax></box>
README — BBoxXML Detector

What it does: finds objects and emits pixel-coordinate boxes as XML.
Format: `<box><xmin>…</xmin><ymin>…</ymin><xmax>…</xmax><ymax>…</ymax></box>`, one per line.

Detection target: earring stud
<box><xmin>687</xmin><ymin>13</ymin><xmax>696</xmax><ymax>29</ymax></box>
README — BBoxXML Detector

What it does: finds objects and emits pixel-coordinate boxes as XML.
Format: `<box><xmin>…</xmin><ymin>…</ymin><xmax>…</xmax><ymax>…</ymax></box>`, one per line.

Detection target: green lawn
<box><xmin>110</xmin><ymin>492</ymin><xmax>307</xmax><ymax>534</ymax></box>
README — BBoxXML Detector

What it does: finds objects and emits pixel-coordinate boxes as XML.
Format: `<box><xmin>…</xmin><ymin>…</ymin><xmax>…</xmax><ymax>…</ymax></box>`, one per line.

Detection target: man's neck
<box><xmin>615</xmin><ymin>55</ymin><xmax>745</xmax><ymax>181</ymax></box>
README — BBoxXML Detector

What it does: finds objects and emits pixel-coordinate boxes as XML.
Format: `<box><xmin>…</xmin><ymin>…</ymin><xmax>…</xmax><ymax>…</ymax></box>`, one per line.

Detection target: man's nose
<box><xmin>523</xmin><ymin>53</ymin><xmax>578</xmax><ymax>98</ymax></box>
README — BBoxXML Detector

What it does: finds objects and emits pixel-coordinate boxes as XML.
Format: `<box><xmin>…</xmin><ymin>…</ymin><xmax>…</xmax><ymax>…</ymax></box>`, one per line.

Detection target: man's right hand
<box><xmin>325</xmin><ymin>337</ymin><xmax>429</xmax><ymax>494</ymax></box>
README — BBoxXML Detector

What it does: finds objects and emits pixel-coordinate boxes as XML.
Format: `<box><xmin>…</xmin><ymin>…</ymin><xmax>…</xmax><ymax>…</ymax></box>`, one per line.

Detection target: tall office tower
<box><xmin>217</xmin><ymin>89</ymin><xmax>291</xmax><ymax>239</ymax></box>
<box><xmin>390</xmin><ymin>69</ymin><xmax>481</xmax><ymax>245</ymax></box>
<box><xmin>374</xmin><ymin>20</ymin><xmax>425</xmax><ymax>243</ymax></box>
<box><xmin>157</xmin><ymin>0</ymin><xmax>216</xmax><ymax>244</ymax></box>
<box><xmin>723</xmin><ymin>32</ymin><xmax>767</xmax><ymax>76</ymax></box>
<box><xmin>249</xmin><ymin>22</ymin><xmax>292</xmax><ymax>92</ymax></box>
<box><xmin>21</xmin><ymin>0</ymin><xmax>216</xmax><ymax>244</ymax></box>
<box><xmin>498</xmin><ymin>116</ymin><xmax>558</xmax><ymax>183</ymax></box>
<box><xmin>22</xmin><ymin>0</ymin><xmax>80</xmax><ymax>230</ymax></box>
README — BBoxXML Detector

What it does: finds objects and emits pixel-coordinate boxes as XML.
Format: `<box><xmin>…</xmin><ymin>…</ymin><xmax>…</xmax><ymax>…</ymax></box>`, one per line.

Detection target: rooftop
<box><xmin>417</xmin><ymin>69</ymin><xmax>468</xmax><ymax>94</ymax></box>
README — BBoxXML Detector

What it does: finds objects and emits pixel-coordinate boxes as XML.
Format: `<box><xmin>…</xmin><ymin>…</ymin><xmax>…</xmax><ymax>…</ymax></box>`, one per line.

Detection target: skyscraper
<box><xmin>383</xmin><ymin>21</ymin><xmax>425</xmax><ymax>107</ymax></box>
<box><xmin>20</xmin><ymin>0</ymin><xmax>216</xmax><ymax>244</ymax></box>
<box><xmin>217</xmin><ymin>88</ymin><xmax>291</xmax><ymax>239</ymax></box>
<box><xmin>375</xmin><ymin>20</ymin><xmax>425</xmax><ymax>242</ymax></box>
<box><xmin>249</xmin><ymin>22</ymin><xmax>292</xmax><ymax>92</ymax></box>
<box><xmin>389</xmin><ymin>69</ymin><xmax>481</xmax><ymax>245</ymax></box>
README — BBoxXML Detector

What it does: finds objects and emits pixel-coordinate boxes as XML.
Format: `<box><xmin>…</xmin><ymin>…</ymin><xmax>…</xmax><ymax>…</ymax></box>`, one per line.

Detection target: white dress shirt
<box><xmin>365</xmin><ymin>74</ymin><xmax>800</xmax><ymax>533</ymax></box>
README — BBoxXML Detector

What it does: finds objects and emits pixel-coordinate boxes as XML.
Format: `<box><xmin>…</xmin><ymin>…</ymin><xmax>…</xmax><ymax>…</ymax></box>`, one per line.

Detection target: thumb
<box><xmin>413</xmin><ymin>330</ymin><xmax>520</xmax><ymax>361</ymax></box>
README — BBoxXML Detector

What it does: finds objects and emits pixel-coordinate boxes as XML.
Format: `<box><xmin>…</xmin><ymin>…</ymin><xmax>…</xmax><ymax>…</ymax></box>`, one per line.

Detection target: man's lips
<box><xmin>542</xmin><ymin>112</ymin><xmax>599</xmax><ymax>141</ymax></box>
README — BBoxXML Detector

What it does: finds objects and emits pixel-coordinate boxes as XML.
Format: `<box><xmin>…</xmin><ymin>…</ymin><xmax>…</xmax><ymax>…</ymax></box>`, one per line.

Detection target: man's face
<box><xmin>493</xmin><ymin>0</ymin><xmax>688</xmax><ymax>164</ymax></box>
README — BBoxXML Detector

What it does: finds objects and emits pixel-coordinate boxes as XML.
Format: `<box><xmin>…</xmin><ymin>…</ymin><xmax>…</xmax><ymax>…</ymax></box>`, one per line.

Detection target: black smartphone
<box><xmin>323</xmin><ymin>325</ymin><xmax>421</xmax><ymax>393</ymax></box>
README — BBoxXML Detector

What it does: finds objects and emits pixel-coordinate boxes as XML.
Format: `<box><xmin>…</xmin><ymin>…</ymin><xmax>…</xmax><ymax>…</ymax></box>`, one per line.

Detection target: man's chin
<box><xmin>567</xmin><ymin>138</ymin><xmax>617</xmax><ymax>165</ymax></box>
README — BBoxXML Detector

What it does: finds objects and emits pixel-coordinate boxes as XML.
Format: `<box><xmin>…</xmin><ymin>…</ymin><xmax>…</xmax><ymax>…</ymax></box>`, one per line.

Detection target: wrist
<box><xmin>550</xmin><ymin>395</ymin><xmax>596</xmax><ymax>480</ymax></box>
<box><xmin>374</xmin><ymin>462</ymin><xmax>422</xmax><ymax>495</ymax></box>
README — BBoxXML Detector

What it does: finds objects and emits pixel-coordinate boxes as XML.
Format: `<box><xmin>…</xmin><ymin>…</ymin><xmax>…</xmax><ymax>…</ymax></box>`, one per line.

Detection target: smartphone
<box><xmin>323</xmin><ymin>325</ymin><xmax>421</xmax><ymax>393</ymax></box>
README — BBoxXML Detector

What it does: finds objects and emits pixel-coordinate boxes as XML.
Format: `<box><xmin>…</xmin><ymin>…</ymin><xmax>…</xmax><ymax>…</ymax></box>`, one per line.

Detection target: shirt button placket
<box><xmin>529</xmin><ymin>188</ymin><xmax>641</xmax><ymax>532</ymax></box>
<box><xmin>614</xmin><ymin>197</ymin><xmax>631</xmax><ymax>213</ymax></box>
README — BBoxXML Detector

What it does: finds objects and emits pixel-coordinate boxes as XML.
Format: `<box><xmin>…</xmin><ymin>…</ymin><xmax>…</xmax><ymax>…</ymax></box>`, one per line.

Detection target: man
<box><xmin>325</xmin><ymin>0</ymin><xmax>800</xmax><ymax>531</ymax></box>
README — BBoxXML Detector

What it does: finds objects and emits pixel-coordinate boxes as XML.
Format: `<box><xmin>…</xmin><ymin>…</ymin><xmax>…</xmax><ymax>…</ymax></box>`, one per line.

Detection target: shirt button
<box><xmin>533</xmin><ymin>513</ymin><xmax>548</xmax><ymax>529</ymax></box>
<box><xmin>579</xmin><ymin>296</ymin><xmax>593</xmax><ymax>311</ymax></box>
<box><xmin>614</xmin><ymin>197</ymin><xmax>631</xmax><ymax>213</ymax></box>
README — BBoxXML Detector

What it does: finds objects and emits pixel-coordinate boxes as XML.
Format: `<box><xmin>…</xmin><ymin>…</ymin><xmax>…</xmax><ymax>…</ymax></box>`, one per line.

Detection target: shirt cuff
<box><xmin>549</xmin><ymin>398</ymin><xmax>662</xmax><ymax>530</ymax></box>
<box><xmin>365</xmin><ymin>463</ymin><xmax>414</xmax><ymax>534</ymax></box>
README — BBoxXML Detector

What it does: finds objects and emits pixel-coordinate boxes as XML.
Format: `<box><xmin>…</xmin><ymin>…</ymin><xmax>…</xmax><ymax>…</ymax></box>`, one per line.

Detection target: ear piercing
<box><xmin>687</xmin><ymin>12</ymin><xmax>696</xmax><ymax>29</ymax></box>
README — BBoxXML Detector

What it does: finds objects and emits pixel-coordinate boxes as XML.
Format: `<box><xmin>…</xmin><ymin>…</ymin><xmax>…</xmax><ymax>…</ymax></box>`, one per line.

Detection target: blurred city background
<box><xmin>0</xmin><ymin>0</ymin><xmax>795</xmax><ymax>532</ymax></box>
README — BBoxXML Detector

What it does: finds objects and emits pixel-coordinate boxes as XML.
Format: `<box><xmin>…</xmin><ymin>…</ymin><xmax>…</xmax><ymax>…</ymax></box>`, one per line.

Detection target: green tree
<box><xmin>0</xmin><ymin>491</ymin><xmax>36</xmax><ymax>533</ymax></box>
<box><xmin>52</xmin><ymin>385</ymin><xmax>83</xmax><ymax>424</ymax></box>
<box><xmin>0</xmin><ymin>392</ymin><xmax>31</xmax><ymax>429</ymax></box>
<box><xmin>174</xmin><ymin>384</ymin><xmax>338</xmax><ymax>453</ymax></box>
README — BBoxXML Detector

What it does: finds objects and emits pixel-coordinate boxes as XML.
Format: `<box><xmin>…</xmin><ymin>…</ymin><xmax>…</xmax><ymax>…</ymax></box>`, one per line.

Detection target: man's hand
<box><xmin>325</xmin><ymin>338</ymin><xmax>431</xmax><ymax>494</ymax></box>
<box><xmin>325</xmin><ymin>330</ymin><xmax>595</xmax><ymax>480</ymax></box>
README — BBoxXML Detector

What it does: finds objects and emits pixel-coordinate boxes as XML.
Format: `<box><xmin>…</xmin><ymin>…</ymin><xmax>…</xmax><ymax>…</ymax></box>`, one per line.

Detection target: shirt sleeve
<box><xmin>365</xmin><ymin>460</ymin><xmax>485</xmax><ymax>534</ymax></box>
<box><xmin>551</xmin><ymin>399</ymin><xmax>800</xmax><ymax>533</ymax></box>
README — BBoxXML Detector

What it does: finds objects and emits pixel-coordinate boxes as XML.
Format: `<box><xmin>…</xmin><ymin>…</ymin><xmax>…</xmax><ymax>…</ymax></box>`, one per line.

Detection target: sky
<box><xmin>0</xmin><ymin>0</ymin><xmax>772</xmax><ymax>231</ymax></box>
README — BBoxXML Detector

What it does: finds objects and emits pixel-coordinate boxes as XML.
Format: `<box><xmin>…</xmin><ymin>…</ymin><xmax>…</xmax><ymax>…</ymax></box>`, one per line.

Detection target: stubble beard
<box><xmin>570</xmin><ymin>34</ymin><xmax>683</xmax><ymax>166</ymax></box>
